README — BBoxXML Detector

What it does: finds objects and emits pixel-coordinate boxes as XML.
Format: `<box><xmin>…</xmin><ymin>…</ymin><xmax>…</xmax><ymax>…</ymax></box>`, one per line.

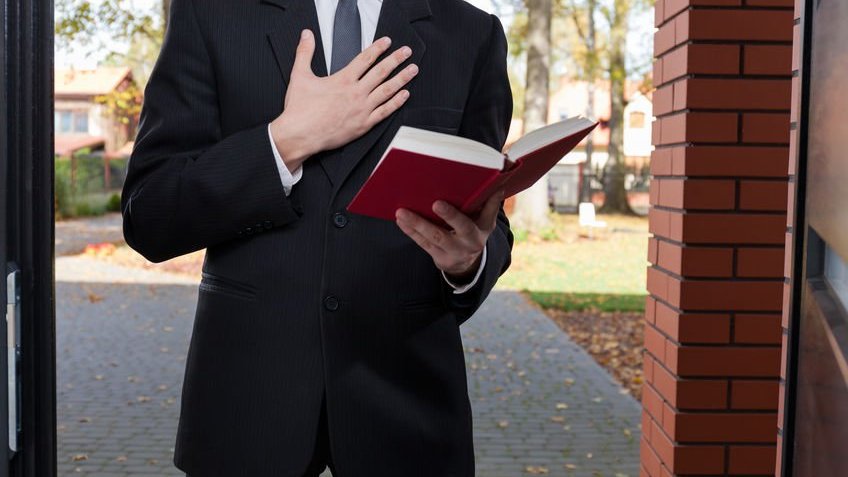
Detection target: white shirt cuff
<box><xmin>442</xmin><ymin>245</ymin><xmax>487</xmax><ymax>294</ymax></box>
<box><xmin>268</xmin><ymin>123</ymin><xmax>303</xmax><ymax>196</ymax></box>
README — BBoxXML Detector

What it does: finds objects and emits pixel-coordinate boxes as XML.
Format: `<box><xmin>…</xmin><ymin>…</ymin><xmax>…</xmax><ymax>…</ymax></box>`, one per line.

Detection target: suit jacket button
<box><xmin>332</xmin><ymin>212</ymin><xmax>348</xmax><ymax>228</ymax></box>
<box><xmin>263</xmin><ymin>220</ymin><xmax>274</xmax><ymax>229</ymax></box>
<box><xmin>245</xmin><ymin>227</ymin><xmax>254</xmax><ymax>235</ymax></box>
<box><xmin>255</xmin><ymin>223</ymin><xmax>264</xmax><ymax>232</ymax></box>
<box><xmin>324</xmin><ymin>295</ymin><xmax>340</xmax><ymax>311</ymax></box>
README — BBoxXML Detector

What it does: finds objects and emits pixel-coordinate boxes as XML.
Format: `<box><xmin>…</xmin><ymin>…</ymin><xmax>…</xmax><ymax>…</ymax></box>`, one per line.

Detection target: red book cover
<box><xmin>347</xmin><ymin>118</ymin><xmax>598</xmax><ymax>223</ymax></box>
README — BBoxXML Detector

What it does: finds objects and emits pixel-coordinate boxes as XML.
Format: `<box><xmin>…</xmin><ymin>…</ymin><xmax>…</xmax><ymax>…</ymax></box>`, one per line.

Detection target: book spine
<box><xmin>460</xmin><ymin>169</ymin><xmax>512</xmax><ymax>214</ymax></box>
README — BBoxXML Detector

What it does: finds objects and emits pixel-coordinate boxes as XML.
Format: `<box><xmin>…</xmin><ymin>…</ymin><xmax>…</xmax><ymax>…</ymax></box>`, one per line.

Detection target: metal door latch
<box><xmin>6</xmin><ymin>266</ymin><xmax>20</xmax><ymax>454</ymax></box>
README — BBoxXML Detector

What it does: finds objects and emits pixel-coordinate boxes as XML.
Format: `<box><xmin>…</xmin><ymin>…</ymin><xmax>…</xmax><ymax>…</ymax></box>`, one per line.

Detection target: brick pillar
<box><xmin>777</xmin><ymin>0</ymin><xmax>805</xmax><ymax>475</ymax></box>
<box><xmin>644</xmin><ymin>1</ymin><xmax>794</xmax><ymax>476</ymax></box>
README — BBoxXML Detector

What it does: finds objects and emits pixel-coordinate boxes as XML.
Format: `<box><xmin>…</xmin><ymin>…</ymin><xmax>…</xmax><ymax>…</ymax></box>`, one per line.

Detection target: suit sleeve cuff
<box><xmin>268</xmin><ymin>123</ymin><xmax>303</xmax><ymax>196</ymax></box>
<box><xmin>442</xmin><ymin>245</ymin><xmax>487</xmax><ymax>294</ymax></box>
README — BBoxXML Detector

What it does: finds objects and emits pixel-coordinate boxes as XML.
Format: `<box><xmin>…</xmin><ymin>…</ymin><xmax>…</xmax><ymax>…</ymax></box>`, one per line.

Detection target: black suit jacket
<box><xmin>121</xmin><ymin>0</ymin><xmax>513</xmax><ymax>475</ymax></box>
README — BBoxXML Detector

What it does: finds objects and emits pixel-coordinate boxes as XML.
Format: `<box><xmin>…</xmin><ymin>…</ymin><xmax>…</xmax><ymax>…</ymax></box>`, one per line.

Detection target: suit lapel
<box><xmin>319</xmin><ymin>0</ymin><xmax>429</xmax><ymax>190</ymax></box>
<box><xmin>264</xmin><ymin>0</ymin><xmax>329</xmax><ymax>86</ymax></box>
<box><xmin>263</xmin><ymin>0</ymin><xmax>430</xmax><ymax>190</ymax></box>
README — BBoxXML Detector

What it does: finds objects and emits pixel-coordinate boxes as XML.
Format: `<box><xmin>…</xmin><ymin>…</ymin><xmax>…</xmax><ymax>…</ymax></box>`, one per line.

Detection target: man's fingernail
<box><xmin>382</xmin><ymin>36</ymin><xmax>392</xmax><ymax>46</ymax></box>
<box><xmin>301</xmin><ymin>30</ymin><xmax>309</xmax><ymax>40</ymax></box>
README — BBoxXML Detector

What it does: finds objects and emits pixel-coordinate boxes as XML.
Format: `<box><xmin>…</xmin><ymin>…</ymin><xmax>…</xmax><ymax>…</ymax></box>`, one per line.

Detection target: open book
<box><xmin>346</xmin><ymin>116</ymin><xmax>598</xmax><ymax>223</ymax></box>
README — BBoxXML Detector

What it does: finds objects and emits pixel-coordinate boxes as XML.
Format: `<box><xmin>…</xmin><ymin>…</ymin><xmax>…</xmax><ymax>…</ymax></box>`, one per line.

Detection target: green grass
<box><xmin>497</xmin><ymin>213</ymin><xmax>649</xmax><ymax>312</ymax></box>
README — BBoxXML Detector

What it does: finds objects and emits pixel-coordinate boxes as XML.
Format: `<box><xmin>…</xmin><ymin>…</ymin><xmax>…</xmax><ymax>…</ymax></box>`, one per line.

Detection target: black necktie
<box><xmin>330</xmin><ymin>0</ymin><xmax>361</xmax><ymax>74</ymax></box>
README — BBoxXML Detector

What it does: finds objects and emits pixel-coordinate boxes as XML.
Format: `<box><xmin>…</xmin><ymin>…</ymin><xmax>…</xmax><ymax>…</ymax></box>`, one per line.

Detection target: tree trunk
<box><xmin>162</xmin><ymin>0</ymin><xmax>171</xmax><ymax>30</ymax></box>
<box><xmin>580</xmin><ymin>0</ymin><xmax>598</xmax><ymax>203</ymax></box>
<box><xmin>600</xmin><ymin>0</ymin><xmax>634</xmax><ymax>214</ymax></box>
<box><xmin>511</xmin><ymin>0</ymin><xmax>552</xmax><ymax>232</ymax></box>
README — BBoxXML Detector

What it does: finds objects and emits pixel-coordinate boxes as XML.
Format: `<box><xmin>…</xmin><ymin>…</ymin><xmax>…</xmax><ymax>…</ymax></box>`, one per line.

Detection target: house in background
<box><xmin>54</xmin><ymin>66</ymin><xmax>137</xmax><ymax>157</ymax></box>
<box><xmin>506</xmin><ymin>77</ymin><xmax>653</xmax><ymax>212</ymax></box>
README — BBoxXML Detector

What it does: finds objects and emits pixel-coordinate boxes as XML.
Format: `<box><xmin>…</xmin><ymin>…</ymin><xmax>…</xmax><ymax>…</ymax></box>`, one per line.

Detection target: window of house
<box><xmin>73</xmin><ymin>112</ymin><xmax>88</xmax><ymax>133</ymax></box>
<box><xmin>629</xmin><ymin>111</ymin><xmax>646</xmax><ymax>128</ymax></box>
<box><xmin>55</xmin><ymin>110</ymin><xmax>88</xmax><ymax>133</ymax></box>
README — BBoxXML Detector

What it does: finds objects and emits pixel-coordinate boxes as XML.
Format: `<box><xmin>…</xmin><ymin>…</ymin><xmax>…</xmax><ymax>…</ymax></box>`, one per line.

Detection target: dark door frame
<box><xmin>780</xmin><ymin>0</ymin><xmax>829</xmax><ymax>475</ymax></box>
<box><xmin>1</xmin><ymin>0</ymin><xmax>57</xmax><ymax>475</ymax></box>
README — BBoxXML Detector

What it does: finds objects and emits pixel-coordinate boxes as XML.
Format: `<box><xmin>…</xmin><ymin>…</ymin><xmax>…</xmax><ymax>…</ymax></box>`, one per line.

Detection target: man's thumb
<box><xmin>292</xmin><ymin>29</ymin><xmax>316</xmax><ymax>77</ymax></box>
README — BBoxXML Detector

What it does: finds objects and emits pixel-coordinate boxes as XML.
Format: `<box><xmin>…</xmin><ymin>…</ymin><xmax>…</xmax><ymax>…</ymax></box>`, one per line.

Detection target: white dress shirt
<box><xmin>267</xmin><ymin>0</ymin><xmax>486</xmax><ymax>293</ymax></box>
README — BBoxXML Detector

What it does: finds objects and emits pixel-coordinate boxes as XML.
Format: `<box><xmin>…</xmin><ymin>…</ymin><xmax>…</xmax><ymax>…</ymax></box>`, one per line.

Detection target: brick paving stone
<box><xmin>56</xmin><ymin>256</ymin><xmax>640</xmax><ymax>477</ymax></box>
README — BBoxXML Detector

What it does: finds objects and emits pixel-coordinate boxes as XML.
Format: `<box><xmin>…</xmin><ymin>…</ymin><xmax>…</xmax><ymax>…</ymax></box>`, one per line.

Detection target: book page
<box><xmin>506</xmin><ymin>116</ymin><xmax>597</xmax><ymax>162</ymax></box>
<box><xmin>376</xmin><ymin>126</ymin><xmax>504</xmax><ymax>171</ymax></box>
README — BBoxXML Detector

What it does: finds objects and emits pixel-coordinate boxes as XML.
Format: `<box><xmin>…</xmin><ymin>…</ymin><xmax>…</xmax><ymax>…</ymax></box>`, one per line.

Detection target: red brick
<box><xmin>647</xmin><ymin>267</ymin><xmax>672</xmax><ymax>304</ymax></box>
<box><xmin>791</xmin><ymin>75</ymin><xmax>800</xmax><ymax>122</ymax></box>
<box><xmin>680</xmin><ymin>280</ymin><xmax>784</xmax><ymax>311</ymax></box>
<box><xmin>656</xmin><ymin>301</ymin><xmax>731</xmax><ymax>343</ymax></box>
<box><xmin>684</xmin><ymin>9</ymin><xmax>794</xmax><ymax>42</ymax></box>
<box><xmin>655</xmin><ymin>0</ymin><xmax>665</xmax><ymax>27</ymax></box>
<box><xmin>649</xmin><ymin>208</ymin><xmax>671</xmax><ymax>238</ymax></box>
<box><xmin>646</xmin><ymin>296</ymin><xmax>658</xmax><ymax>325</ymax></box>
<box><xmin>742</xmin><ymin>113</ymin><xmax>790</xmax><ymax>144</ymax></box>
<box><xmin>642</xmin><ymin>409</ymin><xmax>654</xmax><ymax>442</ymax></box>
<box><xmin>641</xmin><ymin>438</ymin><xmax>663</xmax><ymax>477</ymax></box>
<box><xmin>728</xmin><ymin>445</ymin><xmax>778</xmax><ymax>474</ymax></box>
<box><xmin>657</xmin><ymin>241</ymin><xmax>734</xmax><ymax>277</ymax></box>
<box><xmin>653</xmin><ymin>58</ymin><xmax>664</xmax><ymax>88</ymax></box>
<box><xmin>655</xmin><ymin>178</ymin><xmax>736</xmax><ymax>210</ymax></box>
<box><xmin>669</xmin><ymin>344</ymin><xmax>781</xmax><ymax>377</ymax></box>
<box><xmin>645</xmin><ymin>321</ymin><xmax>668</xmax><ymax>361</ymax></box>
<box><xmin>735</xmin><ymin>313</ymin><xmax>782</xmax><ymax>344</ymax></box>
<box><xmin>658</xmin><ymin>112</ymin><xmax>738</xmax><ymax>145</ymax></box>
<box><xmin>662</xmin><ymin>44</ymin><xmax>740</xmax><ymax>81</ymax></box>
<box><xmin>651</xmin><ymin>418</ymin><xmax>675</xmax><ymax>465</ymax></box>
<box><xmin>651</xmin><ymin>148</ymin><xmax>673</xmax><ymax>176</ymax></box>
<box><xmin>788</xmin><ymin>128</ymin><xmax>798</xmax><ymax>174</ymax></box>
<box><xmin>653</xmin><ymin>84</ymin><xmax>674</xmax><ymax>117</ymax></box>
<box><xmin>792</xmin><ymin>23</ymin><xmax>801</xmax><ymax>71</ymax></box>
<box><xmin>669</xmin><ymin>412</ymin><xmax>778</xmax><ymax>442</ymax></box>
<box><xmin>648</xmin><ymin>237</ymin><xmax>659</xmax><ymax>265</ymax></box>
<box><xmin>644</xmin><ymin>352</ymin><xmax>656</xmax><ymax>384</ymax></box>
<box><xmin>649</xmin><ymin>208</ymin><xmax>684</xmax><ymax>241</ymax></box>
<box><xmin>739</xmin><ymin>180</ymin><xmax>789</xmax><ymax>211</ymax></box>
<box><xmin>737</xmin><ymin>247</ymin><xmax>786</xmax><ymax>277</ymax></box>
<box><xmin>655</xmin><ymin>20</ymin><xmax>677</xmax><ymax>56</ymax></box>
<box><xmin>744</xmin><ymin>44</ymin><xmax>793</xmax><ymax>75</ymax></box>
<box><xmin>643</xmin><ymin>383</ymin><xmax>666</xmax><ymax>422</ymax></box>
<box><xmin>681</xmin><ymin>213</ymin><xmax>786</xmax><ymax>245</ymax></box>
<box><xmin>673</xmin><ymin>445</ymin><xmax>726</xmax><ymax>474</ymax></box>
<box><xmin>731</xmin><ymin>380</ymin><xmax>779</xmax><ymax>410</ymax></box>
<box><xmin>675</xmin><ymin>78</ymin><xmax>791</xmax><ymax>111</ymax></box>
<box><xmin>654</xmin><ymin>361</ymin><xmax>728</xmax><ymax>409</ymax></box>
<box><xmin>677</xmin><ymin>146</ymin><xmax>789</xmax><ymax>178</ymax></box>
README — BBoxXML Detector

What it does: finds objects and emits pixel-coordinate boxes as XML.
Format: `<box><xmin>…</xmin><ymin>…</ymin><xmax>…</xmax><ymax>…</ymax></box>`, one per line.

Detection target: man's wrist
<box><xmin>444</xmin><ymin>250</ymin><xmax>484</xmax><ymax>285</ymax></box>
<box><xmin>269</xmin><ymin>113</ymin><xmax>314</xmax><ymax>170</ymax></box>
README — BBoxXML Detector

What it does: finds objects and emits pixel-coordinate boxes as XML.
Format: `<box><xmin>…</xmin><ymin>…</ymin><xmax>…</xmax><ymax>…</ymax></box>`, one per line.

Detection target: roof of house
<box><xmin>55</xmin><ymin>134</ymin><xmax>105</xmax><ymax>156</ymax></box>
<box><xmin>55</xmin><ymin>67</ymin><xmax>132</xmax><ymax>97</ymax></box>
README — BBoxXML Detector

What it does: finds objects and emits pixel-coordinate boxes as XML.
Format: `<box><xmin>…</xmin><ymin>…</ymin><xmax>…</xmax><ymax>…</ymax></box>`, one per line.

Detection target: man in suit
<box><xmin>121</xmin><ymin>0</ymin><xmax>513</xmax><ymax>475</ymax></box>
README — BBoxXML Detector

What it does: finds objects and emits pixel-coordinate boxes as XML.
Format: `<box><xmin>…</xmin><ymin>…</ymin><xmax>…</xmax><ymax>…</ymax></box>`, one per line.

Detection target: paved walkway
<box><xmin>56</xmin><ymin>256</ymin><xmax>640</xmax><ymax>477</ymax></box>
<box><xmin>55</xmin><ymin>212</ymin><xmax>124</xmax><ymax>256</ymax></box>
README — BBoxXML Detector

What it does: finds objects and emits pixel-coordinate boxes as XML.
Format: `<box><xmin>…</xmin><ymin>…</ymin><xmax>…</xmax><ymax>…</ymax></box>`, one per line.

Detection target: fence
<box><xmin>55</xmin><ymin>152</ymin><xmax>128</xmax><ymax>219</ymax></box>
